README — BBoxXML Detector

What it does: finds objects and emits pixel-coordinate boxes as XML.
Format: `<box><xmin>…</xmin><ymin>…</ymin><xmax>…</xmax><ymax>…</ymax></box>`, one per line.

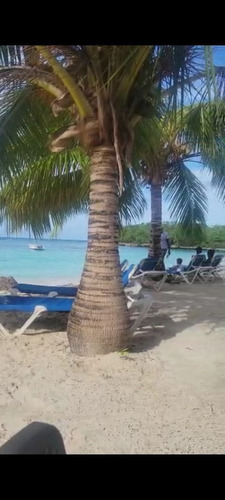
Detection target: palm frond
<box><xmin>0</xmin><ymin>45</ymin><xmax>23</xmax><ymax>66</ymax></box>
<box><xmin>0</xmin><ymin>148</ymin><xmax>90</xmax><ymax>236</ymax></box>
<box><xmin>35</xmin><ymin>45</ymin><xmax>94</xmax><ymax>118</ymax></box>
<box><xmin>202</xmin><ymin>137</ymin><xmax>225</xmax><ymax>202</ymax></box>
<box><xmin>210</xmin><ymin>170</ymin><xmax>225</xmax><ymax>203</ymax></box>
<box><xmin>115</xmin><ymin>46</ymin><xmax>152</xmax><ymax>105</ymax></box>
<box><xmin>0</xmin><ymin>147</ymin><xmax>147</xmax><ymax>235</ymax></box>
<box><xmin>180</xmin><ymin>100</ymin><xmax>225</xmax><ymax>158</ymax></box>
<box><xmin>119</xmin><ymin>168</ymin><xmax>147</xmax><ymax>223</ymax></box>
<box><xmin>131</xmin><ymin>116</ymin><xmax>162</xmax><ymax>167</ymax></box>
<box><xmin>215</xmin><ymin>65</ymin><xmax>225</xmax><ymax>99</ymax></box>
<box><xmin>164</xmin><ymin>162</ymin><xmax>208</xmax><ymax>229</ymax></box>
<box><xmin>0</xmin><ymin>86</ymin><xmax>73</xmax><ymax>184</ymax></box>
<box><xmin>156</xmin><ymin>46</ymin><xmax>205</xmax><ymax>109</ymax></box>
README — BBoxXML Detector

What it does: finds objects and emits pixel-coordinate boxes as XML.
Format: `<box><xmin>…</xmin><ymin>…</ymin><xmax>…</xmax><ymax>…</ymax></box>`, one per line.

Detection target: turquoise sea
<box><xmin>0</xmin><ymin>238</ymin><xmax>224</xmax><ymax>285</ymax></box>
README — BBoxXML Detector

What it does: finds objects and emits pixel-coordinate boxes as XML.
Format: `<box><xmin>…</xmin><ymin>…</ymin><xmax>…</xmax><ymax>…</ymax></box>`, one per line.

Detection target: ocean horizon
<box><xmin>1</xmin><ymin>237</ymin><xmax>224</xmax><ymax>285</ymax></box>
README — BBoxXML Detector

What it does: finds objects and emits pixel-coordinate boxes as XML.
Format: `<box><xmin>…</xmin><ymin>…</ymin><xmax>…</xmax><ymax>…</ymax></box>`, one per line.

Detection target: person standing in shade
<box><xmin>160</xmin><ymin>228</ymin><xmax>171</xmax><ymax>260</ymax></box>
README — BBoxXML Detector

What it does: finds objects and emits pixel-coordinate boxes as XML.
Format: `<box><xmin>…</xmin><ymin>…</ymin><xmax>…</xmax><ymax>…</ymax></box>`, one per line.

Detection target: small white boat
<box><xmin>29</xmin><ymin>244</ymin><xmax>45</xmax><ymax>251</ymax></box>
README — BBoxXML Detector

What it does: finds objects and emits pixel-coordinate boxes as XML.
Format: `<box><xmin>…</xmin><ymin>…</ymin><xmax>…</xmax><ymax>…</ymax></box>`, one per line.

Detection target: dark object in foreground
<box><xmin>0</xmin><ymin>422</ymin><xmax>66</xmax><ymax>454</ymax></box>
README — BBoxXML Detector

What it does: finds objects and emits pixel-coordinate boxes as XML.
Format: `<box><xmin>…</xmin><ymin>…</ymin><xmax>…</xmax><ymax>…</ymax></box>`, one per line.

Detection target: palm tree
<box><xmin>0</xmin><ymin>45</ymin><xmax>215</xmax><ymax>355</ymax></box>
<box><xmin>138</xmin><ymin>100</ymin><xmax>225</xmax><ymax>259</ymax></box>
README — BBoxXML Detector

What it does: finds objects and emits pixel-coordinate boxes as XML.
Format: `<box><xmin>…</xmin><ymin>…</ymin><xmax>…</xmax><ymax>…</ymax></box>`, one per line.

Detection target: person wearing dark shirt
<box><xmin>191</xmin><ymin>246</ymin><xmax>203</xmax><ymax>259</ymax></box>
<box><xmin>204</xmin><ymin>248</ymin><xmax>215</xmax><ymax>266</ymax></box>
<box><xmin>195</xmin><ymin>246</ymin><xmax>203</xmax><ymax>255</ymax></box>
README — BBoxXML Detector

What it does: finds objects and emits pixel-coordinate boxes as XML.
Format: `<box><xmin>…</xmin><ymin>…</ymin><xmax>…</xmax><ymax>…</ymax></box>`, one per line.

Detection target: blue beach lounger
<box><xmin>130</xmin><ymin>258</ymin><xmax>167</xmax><ymax>291</ymax></box>
<box><xmin>12</xmin><ymin>283</ymin><xmax>78</xmax><ymax>297</ymax></box>
<box><xmin>0</xmin><ymin>295</ymin><xmax>73</xmax><ymax>336</ymax></box>
<box><xmin>0</xmin><ymin>269</ymin><xmax>153</xmax><ymax>338</ymax></box>
<box><xmin>12</xmin><ymin>262</ymin><xmax>132</xmax><ymax>297</ymax></box>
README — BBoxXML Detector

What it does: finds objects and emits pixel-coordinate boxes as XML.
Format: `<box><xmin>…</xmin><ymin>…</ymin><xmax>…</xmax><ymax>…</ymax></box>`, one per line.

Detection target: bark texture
<box><xmin>67</xmin><ymin>146</ymin><xmax>130</xmax><ymax>356</ymax></box>
<box><xmin>149</xmin><ymin>180</ymin><xmax>162</xmax><ymax>258</ymax></box>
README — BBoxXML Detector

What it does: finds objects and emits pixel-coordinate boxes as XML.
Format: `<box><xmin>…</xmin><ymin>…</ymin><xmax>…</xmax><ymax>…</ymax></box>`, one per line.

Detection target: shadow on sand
<box><xmin>1</xmin><ymin>282</ymin><xmax>225</xmax><ymax>350</ymax></box>
<box><xmin>129</xmin><ymin>280</ymin><xmax>225</xmax><ymax>353</ymax></box>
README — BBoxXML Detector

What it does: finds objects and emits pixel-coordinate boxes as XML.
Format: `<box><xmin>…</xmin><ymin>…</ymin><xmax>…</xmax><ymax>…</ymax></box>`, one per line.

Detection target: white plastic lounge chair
<box><xmin>167</xmin><ymin>254</ymin><xmax>207</xmax><ymax>285</ymax></box>
<box><xmin>197</xmin><ymin>254</ymin><xmax>225</xmax><ymax>282</ymax></box>
<box><xmin>120</xmin><ymin>259</ymin><xmax>129</xmax><ymax>272</ymax></box>
<box><xmin>122</xmin><ymin>264</ymin><xmax>138</xmax><ymax>287</ymax></box>
<box><xmin>130</xmin><ymin>257</ymin><xmax>167</xmax><ymax>291</ymax></box>
<box><xmin>125</xmin><ymin>281</ymin><xmax>154</xmax><ymax>334</ymax></box>
<box><xmin>131</xmin><ymin>270</ymin><xmax>167</xmax><ymax>291</ymax></box>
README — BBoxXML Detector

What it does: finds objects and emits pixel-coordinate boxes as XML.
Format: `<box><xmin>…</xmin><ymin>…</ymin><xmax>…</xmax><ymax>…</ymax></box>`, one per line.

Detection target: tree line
<box><xmin>119</xmin><ymin>222</ymin><xmax>225</xmax><ymax>249</ymax></box>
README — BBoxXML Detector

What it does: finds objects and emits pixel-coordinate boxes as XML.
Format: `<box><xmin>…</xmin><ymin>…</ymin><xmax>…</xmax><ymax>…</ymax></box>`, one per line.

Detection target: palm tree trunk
<box><xmin>149</xmin><ymin>179</ymin><xmax>162</xmax><ymax>258</ymax></box>
<box><xmin>67</xmin><ymin>146</ymin><xmax>130</xmax><ymax>356</ymax></box>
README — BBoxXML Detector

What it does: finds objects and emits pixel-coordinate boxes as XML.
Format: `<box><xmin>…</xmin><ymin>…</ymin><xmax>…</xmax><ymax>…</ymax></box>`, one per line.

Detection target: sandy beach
<box><xmin>0</xmin><ymin>278</ymin><xmax>225</xmax><ymax>454</ymax></box>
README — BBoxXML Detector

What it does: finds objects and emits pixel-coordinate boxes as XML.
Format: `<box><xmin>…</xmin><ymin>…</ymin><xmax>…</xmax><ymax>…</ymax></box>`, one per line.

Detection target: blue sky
<box><xmin>0</xmin><ymin>46</ymin><xmax>225</xmax><ymax>240</ymax></box>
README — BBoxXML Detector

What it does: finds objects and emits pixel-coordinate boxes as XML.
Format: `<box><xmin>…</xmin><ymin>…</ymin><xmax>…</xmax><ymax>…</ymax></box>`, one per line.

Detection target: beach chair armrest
<box><xmin>129</xmin><ymin>295</ymin><xmax>154</xmax><ymax>334</ymax></box>
<box><xmin>182</xmin><ymin>268</ymin><xmax>201</xmax><ymax>275</ymax></box>
<box><xmin>131</xmin><ymin>270</ymin><xmax>166</xmax><ymax>279</ymax></box>
<box><xmin>0</xmin><ymin>305</ymin><xmax>47</xmax><ymax>338</ymax></box>
<box><xmin>125</xmin><ymin>281</ymin><xmax>142</xmax><ymax>297</ymax></box>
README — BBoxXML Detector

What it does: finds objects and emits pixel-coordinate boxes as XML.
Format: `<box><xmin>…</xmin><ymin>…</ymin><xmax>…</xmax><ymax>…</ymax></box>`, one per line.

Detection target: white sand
<box><xmin>1</xmin><ymin>279</ymin><xmax>225</xmax><ymax>454</ymax></box>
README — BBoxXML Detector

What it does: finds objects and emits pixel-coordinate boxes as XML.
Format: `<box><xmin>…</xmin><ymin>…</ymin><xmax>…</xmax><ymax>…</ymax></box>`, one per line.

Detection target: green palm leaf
<box><xmin>0</xmin><ymin>148</ymin><xmax>147</xmax><ymax>235</ymax></box>
<box><xmin>119</xmin><ymin>168</ymin><xmax>147</xmax><ymax>223</ymax></box>
<box><xmin>0</xmin><ymin>149</ymin><xmax>89</xmax><ymax>236</ymax></box>
<box><xmin>0</xmin><ymin>86</ymin><xmax>73</xmax><ymax>184</ymax></box>
<box><xmin>164</xmin><ymin>162</ymin><xmax>208</xmax><ymax>229</ymax></box>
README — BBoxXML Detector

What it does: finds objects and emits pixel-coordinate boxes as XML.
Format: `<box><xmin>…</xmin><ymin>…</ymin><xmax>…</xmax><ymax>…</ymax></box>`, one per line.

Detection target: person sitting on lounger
<box><xmin>168</xmin><ymin>258</ymin><xmax>184</xmax><ymax>273</ymax></box>
<box><xmin>204</xmin><ymin>248</ymin><xmax>215</xmax><ymax>267</ymax></box>
<box><xmin>192</xmin><ymin>246</ymin><xmax>203</xmax><ymax>258</ymax></box>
